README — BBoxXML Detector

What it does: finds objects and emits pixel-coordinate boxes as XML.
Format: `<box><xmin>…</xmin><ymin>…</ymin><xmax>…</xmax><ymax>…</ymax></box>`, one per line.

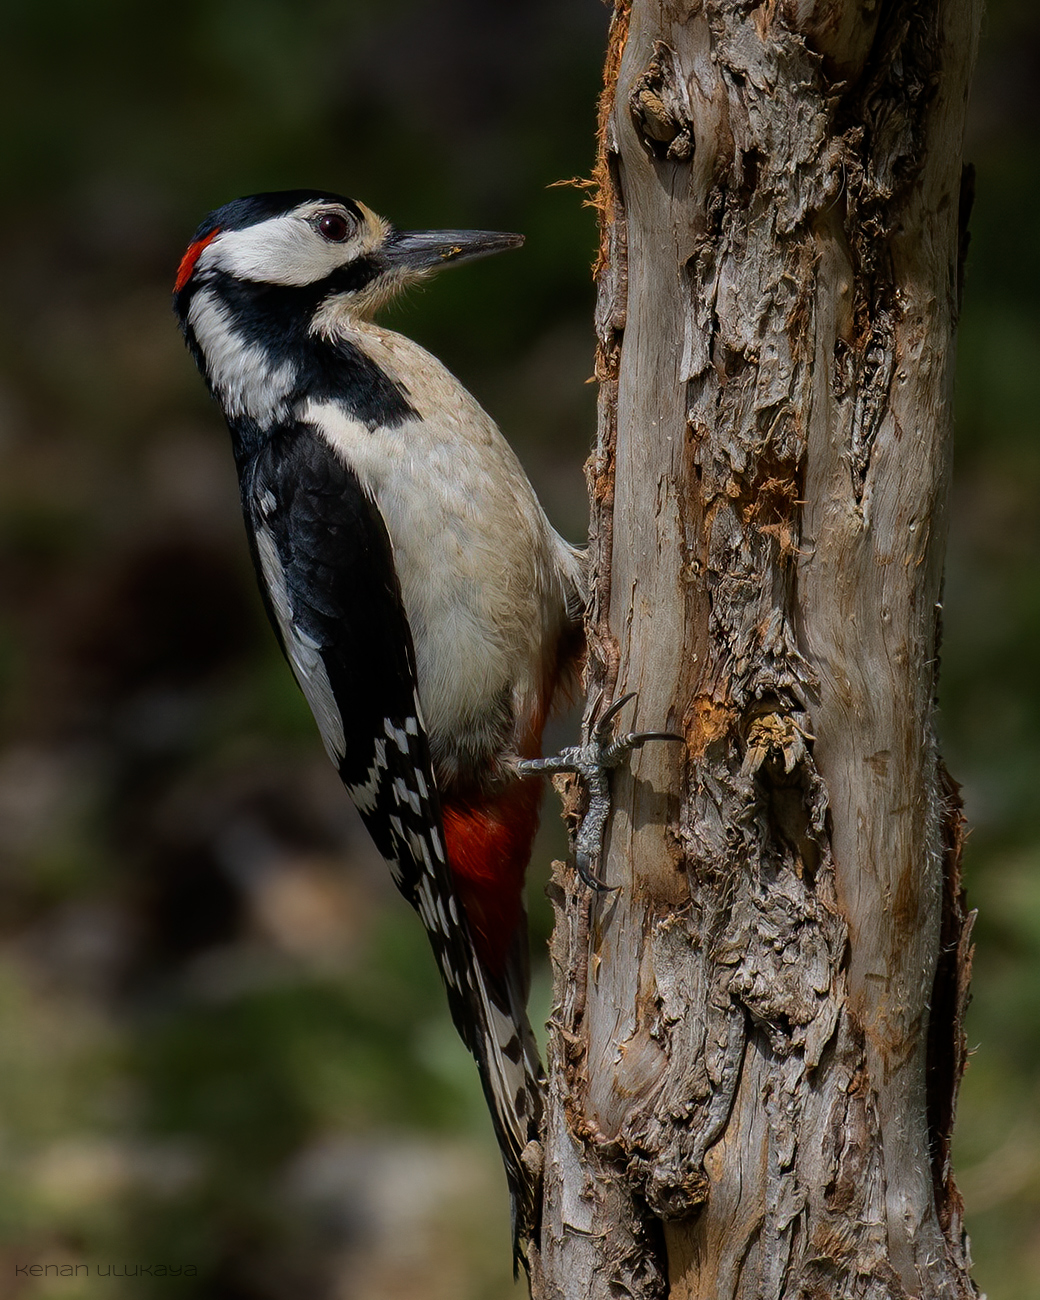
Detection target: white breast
<box><xmin>301</xmin><ymin>322</ymin><xmax>582</xmax><ymax>765</ymax></box>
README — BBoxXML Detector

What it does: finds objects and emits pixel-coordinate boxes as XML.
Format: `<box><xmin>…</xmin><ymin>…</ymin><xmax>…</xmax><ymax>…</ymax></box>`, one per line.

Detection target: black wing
<box><xmin>243</xmin><ymin>424</ymin><xmax>433</xmax><ymax>890</ymax></box>
<box><xmin>237</xmin><ymin>422</ymin><xmax>542</xmax><ymax>1259</ymax></box>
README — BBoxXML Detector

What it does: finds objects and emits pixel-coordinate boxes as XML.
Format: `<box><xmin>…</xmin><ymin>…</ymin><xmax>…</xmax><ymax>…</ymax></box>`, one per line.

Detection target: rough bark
<box><xmin>531</xmin><ymin>1</ymin><xmax>981</xmax><ymax>1297</ymax></box>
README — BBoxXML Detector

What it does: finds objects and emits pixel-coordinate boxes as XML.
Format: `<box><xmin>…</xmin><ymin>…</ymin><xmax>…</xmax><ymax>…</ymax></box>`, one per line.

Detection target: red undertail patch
<box><xmin>174</xmin><ymin>227</ymin><xmax>220</xmax><ymax>294</ymax></box>
<box><xmin>441</xmin><ymin>779</ymin><xmax>543</xmax><ymax>975</ymax></box>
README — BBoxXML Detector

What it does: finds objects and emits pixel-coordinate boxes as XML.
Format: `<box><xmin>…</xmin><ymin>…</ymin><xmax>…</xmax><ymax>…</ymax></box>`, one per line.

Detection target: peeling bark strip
<box><xmin>532</xmin><ymin>2</ymin><xmax>982</xmax><ymax>1298</ymax></box>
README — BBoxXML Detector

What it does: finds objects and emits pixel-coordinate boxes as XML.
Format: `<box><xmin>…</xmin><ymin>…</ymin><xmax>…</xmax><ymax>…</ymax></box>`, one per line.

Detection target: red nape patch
<box><xmin>442</xmin><ymin>779</ymin><xmax>543</xmax><ymax>975</ymax></box>
<box><xmin>174</xmin><ymin>228</ymin><xmax>220</xmax><ymax>294</ymax></box>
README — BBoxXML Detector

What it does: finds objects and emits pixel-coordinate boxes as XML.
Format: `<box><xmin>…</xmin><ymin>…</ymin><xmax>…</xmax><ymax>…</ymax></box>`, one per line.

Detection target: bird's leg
<box><xmin>519</xmin><ymin>693</ymin><xmax>683</xmax><ymax>890</ymax></box>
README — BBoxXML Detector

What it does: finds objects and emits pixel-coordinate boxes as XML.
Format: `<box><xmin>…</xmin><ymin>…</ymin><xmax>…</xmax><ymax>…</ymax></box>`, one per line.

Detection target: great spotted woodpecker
<box><xmin>172</xmin><ymin>189</ymin><xmax>584</xmax><ymax>1265</ymax></box>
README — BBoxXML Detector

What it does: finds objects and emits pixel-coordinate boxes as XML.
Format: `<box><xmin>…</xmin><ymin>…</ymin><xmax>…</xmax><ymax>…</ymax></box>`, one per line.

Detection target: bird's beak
<box><xmin>382</xmin><ymin>228</ymin><xmax>524</xmax><ymax>273</ymax></box>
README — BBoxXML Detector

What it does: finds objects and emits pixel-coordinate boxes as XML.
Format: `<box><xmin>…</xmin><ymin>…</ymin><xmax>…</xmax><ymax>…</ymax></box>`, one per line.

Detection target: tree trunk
<box><xmin>530</xmin><ymin>2</ymin><xmax>982</xmax><ymax>1296</ymax></box>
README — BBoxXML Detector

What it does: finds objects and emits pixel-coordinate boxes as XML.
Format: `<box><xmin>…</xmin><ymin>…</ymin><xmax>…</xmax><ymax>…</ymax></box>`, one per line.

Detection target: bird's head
<box><xmin>173</xmin><ymin>189</ymin><xmax>524</xmax><ymax>321</ymax></box>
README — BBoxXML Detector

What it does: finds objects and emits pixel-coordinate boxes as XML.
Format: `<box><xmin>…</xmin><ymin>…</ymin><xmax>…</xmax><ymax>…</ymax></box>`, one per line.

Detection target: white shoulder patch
<box><xmin>254</xmin><ymin>524</ymin><xmax>347</xmax><ymax>763</ymax></box>
<box><xmin>302</xmin><ymin>399</ymin><xmax>384</xmax><ymax>484</ymax></box>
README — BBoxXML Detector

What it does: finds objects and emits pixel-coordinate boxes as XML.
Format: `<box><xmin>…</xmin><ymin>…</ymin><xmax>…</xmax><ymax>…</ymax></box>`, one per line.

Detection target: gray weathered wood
<box><xmin>531</xmin><ymin>2</ymin><xmax>981</xmax><ymax>1296</ymax></box>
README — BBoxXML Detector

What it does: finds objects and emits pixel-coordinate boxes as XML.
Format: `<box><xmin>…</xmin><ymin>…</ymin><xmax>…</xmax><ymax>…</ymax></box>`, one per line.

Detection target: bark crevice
<box><xmin>535</xmin><ymin>1</ymin><xmax>982</xmax><ymax>1296</ymax></box>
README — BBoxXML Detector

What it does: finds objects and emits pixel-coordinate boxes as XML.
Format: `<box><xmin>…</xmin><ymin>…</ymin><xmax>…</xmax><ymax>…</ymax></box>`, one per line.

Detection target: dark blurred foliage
<box><xmin>942</xmin><ymin>4</ymin><xmax>1040</xmax><ymax>1293</ymax></box>
<box><xmin>0</xmin><ymin>1</ymin><xmax>1035</xmax><ymax>1296</ymax></box>
<box><xmin>0</xmin><ymin>3</ymin><xmax>604</xmax><ymax>1295</ymax></box>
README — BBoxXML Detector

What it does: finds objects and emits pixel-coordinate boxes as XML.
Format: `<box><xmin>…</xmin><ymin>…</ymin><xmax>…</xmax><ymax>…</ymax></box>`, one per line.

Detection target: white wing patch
<box><xmin>394</xmin><ymin>777</ymin><xmax>421</xmax><ymax>815</ymax></box>
<box><xmin>385</xmin><ymin>718</ymin><xmax>412</xmax><ymax>753</ymax></box>
<box><xmin>360</xmin><ymin>713</ymin><xmax>448</xmax><ymax>850</ymax></box>
<box><xmin>254</xmin><ymin>524</ymin><xmax>347</xmax><ymax>763</ymax></box>
<box><xmin>344</xmin><ymin>738</ymin><xmax>387</xmax><ymax>813</ymax></box>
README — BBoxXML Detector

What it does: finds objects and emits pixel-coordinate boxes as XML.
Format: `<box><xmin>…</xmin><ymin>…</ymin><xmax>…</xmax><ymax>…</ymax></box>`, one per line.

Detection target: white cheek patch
<box><xmin>188</xmin><ymin>289</ymin><xmax>295</xmax><ymax>425</ymax></box>
<box><xmin>254</xmin><ymin>524</ymin><xmax>347</xmax><ymax>763</ymax></box>
<box><xmin>204</xmin><ymin>214</ymin><xmax>359</xmax><ymax>287</ymax></box>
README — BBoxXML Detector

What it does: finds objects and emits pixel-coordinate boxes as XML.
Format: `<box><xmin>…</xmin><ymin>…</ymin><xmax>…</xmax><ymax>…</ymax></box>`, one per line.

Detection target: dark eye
<box><xmin>317</xmin><ymin>212</ymin><xmax>352</xmax><ymax>243</ymax></box>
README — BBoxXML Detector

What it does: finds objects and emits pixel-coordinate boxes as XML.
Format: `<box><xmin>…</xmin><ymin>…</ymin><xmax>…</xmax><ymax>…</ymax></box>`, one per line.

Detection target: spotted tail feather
<box><xmin>343</xmin><ymin>715</ymin><xmax>544</xmax><ymax>1269</ymax></box>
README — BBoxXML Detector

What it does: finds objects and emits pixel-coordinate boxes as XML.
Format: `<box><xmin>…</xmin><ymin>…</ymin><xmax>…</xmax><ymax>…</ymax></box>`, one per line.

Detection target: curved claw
<box><xmin>527</xmin><ymin>694</ymin><xmax>683</xmax><ymax>893</ymax></box>
<box><xmin>603</xmin><ymin>728</ymin><xmax>684</xmax><ymax>765</ymax></box>
<box><xmin>592</xmin><ymin>691</ymin><xmax>638</xmax><ymax>741</ymax></box>
<box><xmin>575</xmin><ymin>854</ymin><xmax>618</xmax><ymax>892</ymax></box>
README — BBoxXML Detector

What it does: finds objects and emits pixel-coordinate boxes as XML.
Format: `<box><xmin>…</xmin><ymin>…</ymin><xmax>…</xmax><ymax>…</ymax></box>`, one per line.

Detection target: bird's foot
<box><xmin>518</xmin><ymin>693</ymin><xmax>682</xmax><ymax>890</ymax></box>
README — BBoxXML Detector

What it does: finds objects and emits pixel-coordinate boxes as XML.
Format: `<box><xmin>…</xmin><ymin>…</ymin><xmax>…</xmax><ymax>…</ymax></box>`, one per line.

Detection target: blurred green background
<box><xmin>0</xmin><ymin>1</ymin><xmax>1035</xmax><ymax>1296</ymax></box>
